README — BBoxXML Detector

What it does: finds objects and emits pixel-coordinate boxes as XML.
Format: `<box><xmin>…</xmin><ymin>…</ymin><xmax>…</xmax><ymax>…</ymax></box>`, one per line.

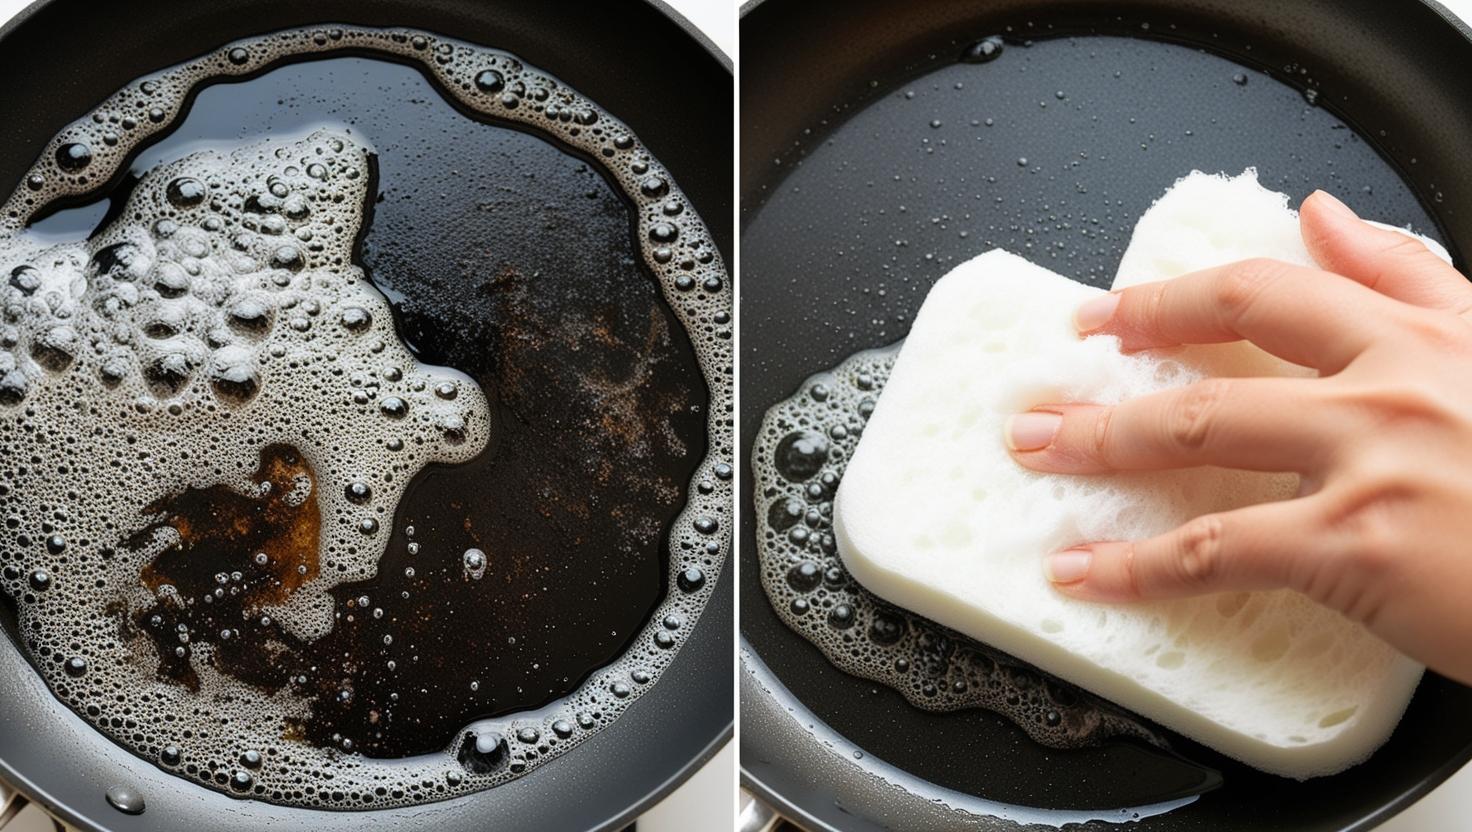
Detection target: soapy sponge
<box><xmin>833</xmin><ymin>171</ymin><xmax>1445</xmax><ymax>778</ymax></box>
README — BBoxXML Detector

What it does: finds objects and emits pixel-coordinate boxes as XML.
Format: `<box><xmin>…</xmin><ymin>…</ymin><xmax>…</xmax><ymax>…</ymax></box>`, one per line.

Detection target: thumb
<box><xmin>1300</xmin><ymin>190</ymin><xmax>1470</xmax><ymax>313</ymax></box>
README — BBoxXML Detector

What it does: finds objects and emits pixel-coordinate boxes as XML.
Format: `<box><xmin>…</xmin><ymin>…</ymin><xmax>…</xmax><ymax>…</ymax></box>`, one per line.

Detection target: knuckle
<box><xmin>1398</xmin><ymin>311</ymin><xmax>1472</xmax><ymax>352</ymax></box>
<box><xmin>1381</xmin><ymin>232</ymin><xmax>1437</xmax><ymax>268</ymax></box>
<box><xmin>1172</xmin><ymin>515</ymin><xmax>1225</xmax><ymax>588</ymax></box>
<box><xmin>1322</xmin><ymin>477</ymin><xmax>1409</xmax><ymax>580</ymax></box>
<box><xmin>1164</xmin><ymin>379</ymin><xmax>1231</xmax><ymax>451</ymax></box>
<box><xmin>1327</xmin><ymin>377</ymin><xmax>1454</xmax><ymax>429</ymax></box>
<box><xmin>1215</xmin><ymin>259</ymin><xmax>1286</xmax><ymax>323</ymax></box>
<box><xmin>1123</xmin><ymin>282</ymin><xmax>1170</xmax><ymax>341</ymax></box>
<box><xmin>1089</xmin><ymin>405</ymin><xmax>1119</xmax><ymax>466</ymax></box>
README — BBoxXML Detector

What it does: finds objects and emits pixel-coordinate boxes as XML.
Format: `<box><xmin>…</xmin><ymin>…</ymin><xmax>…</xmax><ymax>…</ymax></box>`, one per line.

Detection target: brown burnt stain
<box><xmin>128</xmin><ymin>445</ymin><xmax>319</xmax><ymax>693</ymax></box>
<box><xmin>116</xmin><ymin>259</ymin><xmax>707</xmax><ymax>758</ymax></box>
<box><xmin>137</xmin><ymin>445</ymin><xmax>321</xmax><ymax>602</ymax></box>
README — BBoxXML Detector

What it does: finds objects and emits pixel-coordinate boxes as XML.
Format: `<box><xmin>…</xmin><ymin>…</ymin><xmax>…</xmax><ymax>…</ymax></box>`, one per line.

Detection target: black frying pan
<box><xmin>0</xmin><ymin>1</ymin><xmax>731</xmax><ymax>830</ymax></box>
<box><xmin>740</xmin><ymin>0</ymin><xmax>1472</xmax><ymax>829</ymax></box>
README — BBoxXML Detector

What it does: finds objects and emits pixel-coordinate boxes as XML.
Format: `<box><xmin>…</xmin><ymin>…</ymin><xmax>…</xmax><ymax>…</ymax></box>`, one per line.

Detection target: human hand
<box><xmin>1004</xmin><ymin>191</ymin><xmax>1472</xmax><ymax>685</ymax></box>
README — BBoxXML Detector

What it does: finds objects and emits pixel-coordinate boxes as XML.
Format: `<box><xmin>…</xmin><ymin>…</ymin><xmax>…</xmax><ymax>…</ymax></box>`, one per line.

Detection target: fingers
<box><xmin>1299</xmin><ymin>190</ymin><xmax>1472</xmax><ymax>313</ymax></box>
<box><xmin>1044</xmin><ymin>498</ymin><xmax>1321</xmax><ymax>602</ymax></box>
<box><xmin>1079</xmin><ymin>258</ymin><xmax>1409</xmax><ymax>373</ymax></box>
<box><xmin>1007</xmin><ymin>377</ymin><xmax>1334</xmax><ymax>475</ymax></box>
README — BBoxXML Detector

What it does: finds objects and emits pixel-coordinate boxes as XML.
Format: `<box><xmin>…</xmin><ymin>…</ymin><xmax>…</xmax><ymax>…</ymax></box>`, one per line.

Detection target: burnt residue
<box><xmin>130</xmin><ymin>445</ymin><xmax>319</xmax><ymax>692</ymax></box>
<box><xmin>308</xmin><ymin>256</ymin><xmax>707</xmax><ymax>757</ymax></box>
<box><xmin>107</xmin><ymin>56</ymin><xmax>709</xmax><ymax>759</ymax></box>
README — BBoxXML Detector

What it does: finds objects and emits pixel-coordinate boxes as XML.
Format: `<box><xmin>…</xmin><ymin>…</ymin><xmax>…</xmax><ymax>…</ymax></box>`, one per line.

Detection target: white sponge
<box><xmin>1114</xmin><ymin>169</ymin><xmax>1448</xmax><ymax>380</ymax></box>
<box><xmin>1116</xmin><ymin>170</ymin><xmax>1449</xmax><ymax>288</ymax></box>
<box><xmin>834</xmin><ymin>172</ymin><xmax>1444</xmax><ymax>778</ymax></box>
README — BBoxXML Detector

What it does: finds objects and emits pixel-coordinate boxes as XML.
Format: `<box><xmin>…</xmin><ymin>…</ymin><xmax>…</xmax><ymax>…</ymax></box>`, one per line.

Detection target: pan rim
<box><xmin>0</xmin><ymin>1</ymin><xmax>733</xmax><ymax>829</ymax></box>
<box><xmin>739</xmin><ymin>639</ymin><xmax>1472</xmax><ymax>832</ymax></box>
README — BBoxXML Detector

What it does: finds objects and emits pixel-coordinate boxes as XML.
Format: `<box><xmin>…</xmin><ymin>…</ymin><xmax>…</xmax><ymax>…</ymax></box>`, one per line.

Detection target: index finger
<box><xmin>1078</xmin><ymin>258</ymin><xmax>1410</xmax><ymax>373</ymax></box>
<box><xmin>1298</xmin><ymin>190</ymin><xmax>1470</xmax><ymax>314</ymax></box>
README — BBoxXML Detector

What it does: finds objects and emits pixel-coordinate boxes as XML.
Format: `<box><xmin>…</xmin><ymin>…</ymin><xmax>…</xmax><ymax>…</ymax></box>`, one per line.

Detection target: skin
<box><xmin>1005</xmin><ymin>190</ymin><xmax>1472</xmax><ymax>686</ymax></box>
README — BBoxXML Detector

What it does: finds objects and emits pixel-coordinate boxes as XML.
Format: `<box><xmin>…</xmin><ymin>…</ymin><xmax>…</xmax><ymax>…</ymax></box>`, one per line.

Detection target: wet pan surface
<box><xmin>741</xmin><ymin>2</ymin><xmax>1472</xmax><ymax>829</ymax></box>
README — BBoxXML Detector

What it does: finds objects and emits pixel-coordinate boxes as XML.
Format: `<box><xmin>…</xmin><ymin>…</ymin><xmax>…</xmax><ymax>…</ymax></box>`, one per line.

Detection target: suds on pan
<box><xmin>0</xmin><ymin>26</ymin><xmax>731</xmax><ymax>810</ymax></box>
<box><xmin>753</xmin><ymin>343</ymin><xmax>1164</xmax><ymax>749</ymax></box>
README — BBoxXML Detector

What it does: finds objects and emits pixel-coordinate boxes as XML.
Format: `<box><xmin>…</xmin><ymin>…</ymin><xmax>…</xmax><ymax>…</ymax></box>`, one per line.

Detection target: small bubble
<box><xmin>961</xmin><ymin>36</ymin><xmax>1005</xmax><ymax>64</ymax></box>
<box><xmin>339</xmin><ymin>306</ymin><xmax>372</xmax><ymax>331</ymax></box>
<box><xmin>462</xmin><ymin>548</ymin><xmax>487</xmax><ymax>579</ymax></box>
<box><xmin>166</xmin><ymin>177</ymin><xmax>208</xmax><ymax>207</ymax></box>
<box><xmin>676</xmin><ymin>567</ymin><xmax>706</xmax><ymax>592</ymax></box>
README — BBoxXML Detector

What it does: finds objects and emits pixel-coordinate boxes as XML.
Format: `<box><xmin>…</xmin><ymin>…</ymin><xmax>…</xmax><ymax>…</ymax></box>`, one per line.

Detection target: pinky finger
<box><xmin>1044</xmin><ymin>498</ymin><xmax>1324</xmax><ymax>603</ymax></box>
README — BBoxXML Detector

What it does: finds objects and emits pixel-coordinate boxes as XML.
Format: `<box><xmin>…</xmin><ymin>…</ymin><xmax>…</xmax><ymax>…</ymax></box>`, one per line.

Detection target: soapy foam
<box><xmin>752</xmin><ymin>338</ymin><xmax>1164</xmax><ymax>748</ymax></box>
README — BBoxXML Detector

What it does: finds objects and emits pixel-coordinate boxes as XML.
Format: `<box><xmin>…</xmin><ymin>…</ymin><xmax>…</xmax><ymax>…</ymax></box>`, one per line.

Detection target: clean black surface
<box><xmin>741</xmin><ymin>1</ymin><xmax>1472</xmax><ymax>830</ymax></box>
<box><xmin>0</xmin><ymin>1</ymin><xmax>731</xmax><ymax>830</ymax></box>
<box><xmin>0</xmin><ymin>0</ymin><xmax>731</xmax><ymax>261</ymax></box>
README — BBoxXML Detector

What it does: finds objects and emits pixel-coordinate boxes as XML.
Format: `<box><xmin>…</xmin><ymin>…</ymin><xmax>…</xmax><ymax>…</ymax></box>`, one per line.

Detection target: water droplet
<box><xmin>105</xmin><ymin>786</ymin><xmax>146</xmax><ymax>815</ymax></box>
<box><xmin>462</xmin><ymin>548</ymin><xmax>487</xmax><ymax>580</ymax></box>
<box><xmin>961</xmin><ymin>36</ymin><xmax>1005</xmax><ymax>64</ymax></box>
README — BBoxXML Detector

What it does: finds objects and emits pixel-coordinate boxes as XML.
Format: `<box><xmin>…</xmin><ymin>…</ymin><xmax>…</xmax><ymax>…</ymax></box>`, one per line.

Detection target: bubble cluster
<box><xmin>0</xmin><ymin>25</ymin><xmax>731</xmax><ymax>811</ymax></box>
<box><xmin>753</xmin><ymin>344</ymin><xmax>1162</xmax><ymax>749</ymax></box>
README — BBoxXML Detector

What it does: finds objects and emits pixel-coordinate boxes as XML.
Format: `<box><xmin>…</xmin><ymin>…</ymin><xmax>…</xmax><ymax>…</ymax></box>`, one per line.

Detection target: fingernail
<box><xmin>1005</xmin><ymin>412</ymin><xmax>1062</xmax><ymax>451</ymax></box>
<box><xmin>1045</xmin><ymin>549</ymin><xmax>1093</xmax><ymax>584</ymax></box>
<box><xmin>1074</xmin><ymin>293</ymin><xmax>1120</xmax><ymax>333</ymax></box>
<box><xmin>1312</xmin><ymin>190</ymin><xmax>1358</xmax><ymax>221</ymax></box>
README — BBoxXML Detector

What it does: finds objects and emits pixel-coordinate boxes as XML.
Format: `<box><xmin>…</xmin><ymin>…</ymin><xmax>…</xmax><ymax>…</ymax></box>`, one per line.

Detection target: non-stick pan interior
<box><xmin>0</xmin><ymin>0</ymin><xmax>731</xmax><ymax>259</ymax></box>
<box><xmin>0</xmin><ymin>1</ymin><xmax>732</xmax><ymax>830</ymax></box>
<box><xmin>740</xmin><ymin>1</ymin><xmax>1472</xmax><ymax>829</ymax></box>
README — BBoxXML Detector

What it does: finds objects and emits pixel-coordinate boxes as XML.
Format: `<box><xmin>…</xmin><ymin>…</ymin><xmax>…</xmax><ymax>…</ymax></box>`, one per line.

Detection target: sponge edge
<box><xmin>1115</xmin><ymin>169</ymin><xmax>1451</xmax><ymax>381</ymax></box>
<box><xmin>1116</xmin><ymin>169</ymin><xmax>1451</xmax><ymax>288</ymax></box>
<box><xmin>834</xmin><ymin>173</ymin><xmax>1443</xmax><ymax>779</ymax></box>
